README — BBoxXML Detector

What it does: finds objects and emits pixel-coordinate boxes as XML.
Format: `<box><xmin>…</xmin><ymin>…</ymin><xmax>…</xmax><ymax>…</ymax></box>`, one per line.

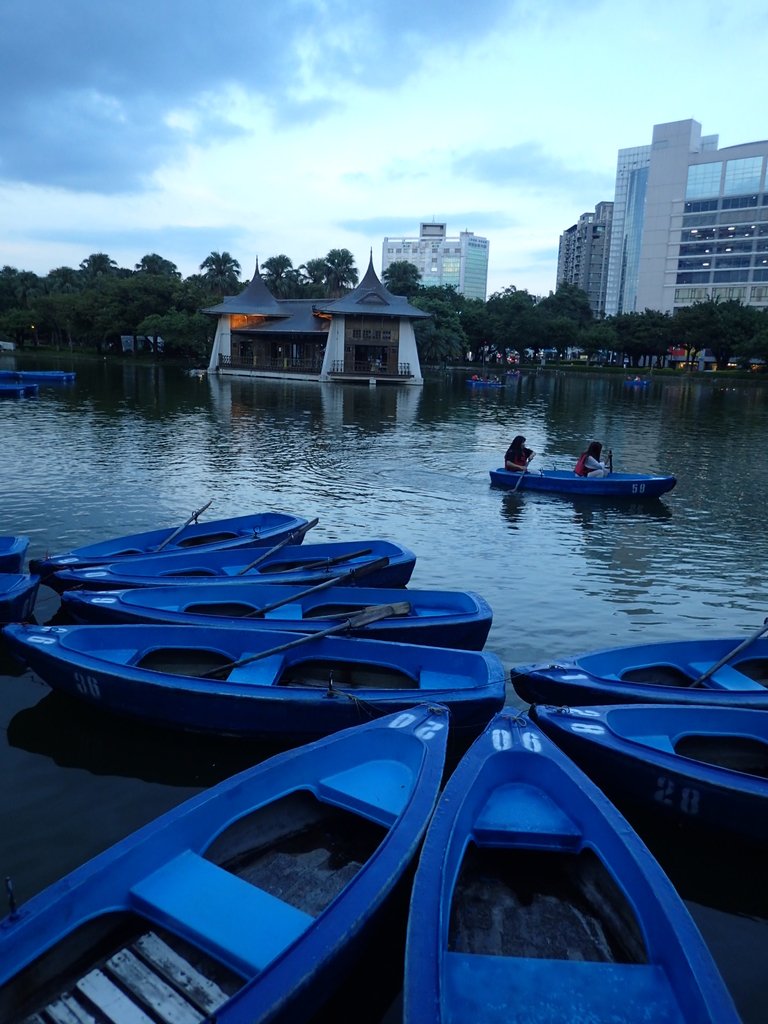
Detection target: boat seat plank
<box><xmin>316</xmin><ymin>759</ymin><xmax>412</xmax><ymax>825</ymax></box>
<box><xmin>687</xmin><ymin>662</ymin><xmax>764</xmax><ymax>691</ymax></box>
<box><xmin>40</xmin><ymin>995</ymin><xmax>98</xmax><ymax>1024</ymax></box>
<box><xmin>473</xmin><ymin>783</ymin><xmax>582</xmax><ymax>850</ymax></box>
<box><xmin>75</xmin><ymin>969</ymin><xmax>155</xmax><ymax>1024</ymax></box>
<box><xmin>420</xmin><ymin>670</ymin><xmax>475</xmax><ymax>691</ymax></box>
<box><xmin>134</xmin><ymin>932</ymin><xmax>231</xmax><ymax>1014</ymax></box>
<box><xmin>106</xmin><ymin>948</ymin><xmax>204</xmax><ymax>1024</ymax></box>
<box><xmin>444</xmin><ymin>953</ymin><xmax>685</xmax><ymax>1023</ymax></box>
<box><xmin>130</xmin><ymin>851</ymin><xmax>313</xmax><ymax>974</ymax></box>
<box><xmin>227</xmin><ymin>655</ymin><xmax>285</xmax><ymax>685</ymax></box>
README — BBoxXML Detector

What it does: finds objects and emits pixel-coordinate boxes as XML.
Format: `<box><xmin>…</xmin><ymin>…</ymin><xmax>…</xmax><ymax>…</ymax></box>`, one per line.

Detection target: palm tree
<box><xmin>199</xmin><ymin>251</ymin><xmax>241</xmax><ymax>294</ymax></box>
<box><xmin>261</xmin><ymin>254</ymin><xmax>295</xmax><ymax>297</ymax></box>
<box><xmin>79</xmin><ymin>253</ymin><xmax>119</xmax><ymax>280</ymax></box>
<box><xmin>324</xmin><ymin>248</ymin><xmax>358</xmax><ymax>297</ymax></box>
<box><xmin>135</xmin><ymin>254</ymin><xmax>181</xmax><ymax>278</ymax></box>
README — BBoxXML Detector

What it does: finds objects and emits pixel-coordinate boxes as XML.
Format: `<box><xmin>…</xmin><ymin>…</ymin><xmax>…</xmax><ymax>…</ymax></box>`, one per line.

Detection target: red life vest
<box><xmin>574</xmin><ymin>452</ymin><xmax>588</xmax><ymax>477</ymax></box>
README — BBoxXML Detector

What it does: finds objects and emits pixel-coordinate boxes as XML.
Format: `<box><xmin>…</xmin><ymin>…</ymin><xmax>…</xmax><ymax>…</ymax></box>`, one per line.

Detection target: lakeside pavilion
<box><xmin>204</xmin><ymin>255</ymin><xmax>428</xmax><ymax>385</ymax></box>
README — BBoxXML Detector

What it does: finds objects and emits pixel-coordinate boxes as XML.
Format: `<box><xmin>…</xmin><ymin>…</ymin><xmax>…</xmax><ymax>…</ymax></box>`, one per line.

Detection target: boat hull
<box><xmin>0</xmin><ymin>574</ymin><xmax>40</xmax><ymax>623</ymax></box>
<box><xmin>0</xmin><ymin>536</ymin><xmax>29</xmax><ymax>574</ymax></box>
<box><xmin>0</xmin><ymin>705</ymin><xmax>448</xmax><ymax>1024</ymax></box>
<box><xmin>60</xmin><ymin>583</ymin><xmax>493</xmax><ymax>650</ymax></box>
<box><xmin>0</xmin><ymin>369</ymin><xmax>75</xmax><ymax>383</ymax></box>
<box><xmin>403</xmin><ymin>709</ymin><xmax>738</xmax><ymax>1023</ymax></box>
<box><xmin>489</xmin><ymin>466</ymin><xmax>676</xmax><ymax>498</ymax></box>
<box><xmin>50</xmin><ymin>539</ymin><xmax>417</xmax><ymax>593</ymax></box>
<box><xmin>2</xmin><ymin>623</ymin><xmax>505</xmax><ymax>740</ymax></box>
<box><xmin>511</xmin><ymin>636</ymin><xmax>768</xmax><ymax>709</ymax></box>
<box><xmin>531</xmin><ymin>703</ymin><xmax>768</xmax><ymax>844</ymax></box>
<box><xmin>30</xmin><ymin>511</ymin><xmax>311</xmax><ymax>582</ymax></box>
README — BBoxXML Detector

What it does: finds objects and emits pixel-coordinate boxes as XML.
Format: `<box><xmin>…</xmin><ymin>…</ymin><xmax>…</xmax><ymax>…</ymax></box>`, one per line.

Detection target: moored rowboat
<box><xmin>0</xmin><ymin>369</ymin><xmax>75</xmax><ymax>383</ymax></box>
<box><xmin>510</xmin><ymin>628</ymin><xmax>768</xmax><ymax>709</ymax></box>
<box><xmin>49</xmin><ymin>539</ymin><xmax>417</xmax><ymax>593</ymax></box>
<box><xmin>0</xmin><ymin>574</ymin><xmax>40</xmax><ymax>624</ymax></box>
<box><xmin>531</xmin><ymin>703</ymin><xmax>768</xmax><ymax>844</ymax></box>
<box><xmin>60</xmin><ymin>581</ymin><xmax>493</xmax><ymax>650</ymax></box>
<box><xmin>31</xmin><ymin>508</ymin><xmax>314</xmax><ymax>584</ymax></box>
<box><xmin>489</xmin><ymin>466</ymin><xmax>676</xmax><ymax>498</ymax></box>
<box><xmin>403</xmin><ymin>709</ymin><xmax>739</xmax><ymax>1023</ymax></box>
<box><xmin>0</xmin><ymin>705</ymin><xmax>448</xmax><ymax>1024</ymax></box>
<box><xmin>2</xmin><ymin>620</ymin><xmax>505</xmax><ymax>740</ymax></box>
<box><xmin>0</xmin><ymin>536</ymin><xmax>29</xmax><ymax>574</ymax></box>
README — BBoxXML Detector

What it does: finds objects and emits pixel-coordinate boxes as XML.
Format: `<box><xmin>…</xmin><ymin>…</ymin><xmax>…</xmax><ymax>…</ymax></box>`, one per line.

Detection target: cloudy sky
<box><xmin>1</xmin><ymin>0</ymin><xmax>765</xmax><ymax>296</ymax></box>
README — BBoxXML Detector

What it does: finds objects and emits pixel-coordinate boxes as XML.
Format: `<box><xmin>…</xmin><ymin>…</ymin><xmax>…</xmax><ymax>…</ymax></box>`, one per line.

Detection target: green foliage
<box><xmin>382</xmin><ymin>260</ymin><xmax>422</xmax><ymax>298</ymax></box>
<box><xmin>412</xmin><ymin>293</ymin><xmax>467</xmax><ymax>365</ymax></box>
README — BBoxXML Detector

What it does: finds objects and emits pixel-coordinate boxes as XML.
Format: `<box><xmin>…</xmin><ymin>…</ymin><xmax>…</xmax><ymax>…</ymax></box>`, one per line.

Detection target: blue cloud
<box><xmin>452</xmin><ymin>144</ymin><xmax>614</xmax><ymax>197</ymax></box>
<box><xmin>0</xmin><ymin>0</ymin><xmax>542</xmax><ymax>193</ymax></box>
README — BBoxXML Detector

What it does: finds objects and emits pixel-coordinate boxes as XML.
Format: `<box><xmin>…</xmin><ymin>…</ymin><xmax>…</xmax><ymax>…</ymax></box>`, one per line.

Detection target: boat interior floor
<box><xmin>448</xmin><ymin>844</ymin><xmax>647</xmax><ymax>964</ymax></box>
<box><xmin>2</xmin><ymin>793</ymin><xmax>387</xmax><ymax>1024</ymax></box>
<box><xmin>674</xmin><ymin>734</ymin><xmax>768</xmax><ymax>776</ymax></box>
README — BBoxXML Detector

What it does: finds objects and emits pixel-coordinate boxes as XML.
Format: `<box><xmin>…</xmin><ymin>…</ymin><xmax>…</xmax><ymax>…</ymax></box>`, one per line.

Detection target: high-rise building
<box><xmin>604</xmin><ymin>119</ymin><xmax>768</xmax><ymax>315</ymax></box>
<box><xmin>382</xmin><ymin>223</ymin><xmax>490</xmax><ymax>300</ymax></box>
<box><xmin>557</xmin><ymin>202</ymin><xmax>613</xmax><ymax>316</ymax></box>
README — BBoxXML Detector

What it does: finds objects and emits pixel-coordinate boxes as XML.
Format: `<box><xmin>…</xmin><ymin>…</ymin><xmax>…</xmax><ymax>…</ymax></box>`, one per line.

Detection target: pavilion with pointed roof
<box><xmin>204</xmin><ymin>255</ymin><xmax>428</xmax><ymax>385</ymax></box>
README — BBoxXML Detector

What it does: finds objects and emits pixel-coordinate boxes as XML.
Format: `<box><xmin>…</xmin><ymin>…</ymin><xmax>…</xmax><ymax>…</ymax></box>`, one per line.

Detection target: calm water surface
<box><xmin>1</xmin><ymin>358</ymin><xmax>767</xmax><ymax>1020</ymax></box>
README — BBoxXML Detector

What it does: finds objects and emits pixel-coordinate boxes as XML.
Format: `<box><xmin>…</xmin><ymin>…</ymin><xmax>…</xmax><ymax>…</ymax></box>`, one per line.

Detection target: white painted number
<box><xmin>654</xmin><ymin>775</ymin><xmax>701</xmax><ymax>816</ymax></box>
<box><xmin>75</xmin><ymin>673</ymin><xmax>101</xmax><ymax>699</ymax></box>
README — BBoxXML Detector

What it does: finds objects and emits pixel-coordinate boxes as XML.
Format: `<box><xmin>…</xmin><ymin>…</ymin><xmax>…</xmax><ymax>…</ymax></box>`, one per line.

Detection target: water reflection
<box><xmin>7</xmin><ymin>691</ymin><xmax>287</xmax><ymax>788</ymax></box>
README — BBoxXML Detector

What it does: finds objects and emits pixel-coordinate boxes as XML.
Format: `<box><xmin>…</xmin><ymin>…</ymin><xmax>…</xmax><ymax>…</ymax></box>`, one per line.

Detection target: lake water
<box><xmin>1</xmin><ymin>358</ymin><xmax>767</xmax><ymax>1020</ymax></box>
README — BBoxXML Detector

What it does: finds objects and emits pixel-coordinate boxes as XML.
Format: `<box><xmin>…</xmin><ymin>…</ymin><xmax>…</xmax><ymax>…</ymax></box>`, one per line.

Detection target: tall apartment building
<box><xmin>605</xmin><ymin>119</ymin><xmax>768</xmax><ymax>315</ymax></box>
<box><xmin>382</xmin><ymin>223</ymin><xmax>490</xmax><ymax>300</ymax></box>
<box><xmin>556</xmin><ymin>202</ymin><xmax>613</xmax><ymax>316</ymax></box>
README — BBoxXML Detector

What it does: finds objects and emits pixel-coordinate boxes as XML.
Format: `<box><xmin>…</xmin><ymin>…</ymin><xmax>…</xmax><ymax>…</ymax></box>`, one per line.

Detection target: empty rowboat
<box><xmin>0</xmin><ymin>705</ymin><xmax>448</xmax><ymax>1024</ymax></box>
<box><xmin>531</xmin><ymin>702</ymin><xmax>768</xmax><ymax>844</ymax></box>
<box><xmin>30</xmin><ymin>507</ymin><xmax>313</xmax><ymax>583</ymax></box>
<box><xmin>510</xmin><ymin>626</ymin><xmax>768</xmax><ymax>709</ymax></box>
<box><xmin>2</xmin><ymin>620</ymin><xmax>505</xmax><ymax>740</ymax></box>
<box><xmin>403</xmin><ymin>709</ymin><xmax>738</xmax><ymax>1023</ymax></box>
<box><xmin>60</xmin><ymin>581</ymin><xmax>493</xmax><ymax>650</ymax></box>
<box><xmin>50</xmin><ymin>539</ymin><xmax>417</xmax><ymax>593</ymax></box>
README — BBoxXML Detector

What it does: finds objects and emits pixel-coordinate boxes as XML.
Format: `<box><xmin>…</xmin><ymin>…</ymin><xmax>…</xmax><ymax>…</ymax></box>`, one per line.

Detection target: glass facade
<box><xmin>724</xmin><ymin>156</ymin><xmax>763</xmax><ymax>195</ymax></box>
<box><xmin>686</xmin><ymin>162</ymin><xmax>723</xmax><ymax>199</ymax></box>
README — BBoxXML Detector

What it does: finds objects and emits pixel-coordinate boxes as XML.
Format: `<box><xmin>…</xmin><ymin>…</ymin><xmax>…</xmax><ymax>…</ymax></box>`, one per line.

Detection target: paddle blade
<box><xmin>348</xmin><ymin>601</ymin><xmax>412</xmax><ymax>627</ymax></box>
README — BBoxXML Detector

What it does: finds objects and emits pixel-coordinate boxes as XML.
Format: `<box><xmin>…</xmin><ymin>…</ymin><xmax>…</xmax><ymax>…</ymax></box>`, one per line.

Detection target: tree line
<box><xmin>2</xmin><ymin>251</ymin><xmax>768</xmax><ymax>370</ymax></box>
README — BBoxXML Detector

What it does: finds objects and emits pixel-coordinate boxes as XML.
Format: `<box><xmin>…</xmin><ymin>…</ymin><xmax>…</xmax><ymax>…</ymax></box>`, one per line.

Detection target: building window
<box><xmin>684</xmin><ymin>199</ymin><xmax>719</xmax><ymax>213</ymax></box>
<box><xmin>723</xmin><ymin>157</ymin><xmax>763</xmax><ymax>195</ymax></box>
<box><xmin>721</xmin><ymin>195</ymin><xmax>759</xmax><ymax>210</ymax></box>
<box><xmin>686</xmin><ymin>162</ymin><xmax>722</xmax><ymax>199</ymax></box>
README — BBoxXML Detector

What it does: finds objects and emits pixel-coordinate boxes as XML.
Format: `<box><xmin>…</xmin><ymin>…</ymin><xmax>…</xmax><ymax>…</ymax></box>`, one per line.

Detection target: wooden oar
<box><xmin>202</xmin><ymin>601</ymin><xmax>412</xmax><ymax>679</ymax></box>
<box><xmin>512</xmin><ymin>466</ymin><xmax>528</xmax><ymax>493</ymax></box>
<box><xmin>692</xmin><ymin>617</ymin><xmax>768</xmax><ymax>685</ymax></box>
<box><xmin>242</xmin><ymin>555</ymin><xmax>390</xmax><ymax>617</ymax></box>
<box><xmin>256</xmin><ymin>547</ymin><xmax>374</xmax><ymax>576</ymax></box>
<box><xmin>235</xmin><ymin>518</ymin><xmax>320</xmax><ymax>575</ymax></box>
<box><xmin>154</xmin><ymin>501</ymin><xmax>212</xmax><ymax>553</ymax></box>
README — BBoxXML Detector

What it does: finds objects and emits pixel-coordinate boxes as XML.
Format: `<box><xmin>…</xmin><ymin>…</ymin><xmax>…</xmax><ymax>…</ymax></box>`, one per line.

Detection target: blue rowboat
<box><xmin>50</xmin><ymin>539</ymin><xmax>417</xmax><ymax>593</ymax></box>
<box><xmin>2</xmin><ymin>620</ymin><xmax>504</xmax><ymax>740</ymax></box>
<box><xmin>61</xmin><ymin>582</ymin><xmax>493</xmax><ymax>650</ymax></box>
<box><xmin>0</xmin><ymin>705</ymin><xmax>448</xmax><ymax>1024</ymax></box>
<box><xmin>0</xmin><ymin>369</ymin><xmax>75</xmax><ymax>383</ymax></box>
<box><xmin>0</xmin><ymin>382</ymin><xmax>38</xmax><ymax>397</ymax></box>
<box><xmin>403</xmin><ymin>709</ymin><xmax>738</xmax><ymax>1024</ymax></box>
<box><xmin>531</xmin><ymin>703</ymin><xmax>768</xmax><ymax>845</ymax></box>
<box><xmin>489</xmin><ymin>466</ymin><xmax>676</xmax><ymax>498</ymax></box>
<box><xmin>0</xmin><ymin>535</ymin><xmax>29</xmax><ymax>573</ymax></box>
<box><xmin>30</xmin><ymin>508</ymin><xmax>314</xmax><ymax>583</ymax></box>
<box><xmin>0</xmin><ymin>574</ymin><xmax>40</xmax><ymax>623</ymax></box>
<box><xmin>510</xmin><ymin>628</ymin><xmax>768</xmax><ymax>709</ymax></box>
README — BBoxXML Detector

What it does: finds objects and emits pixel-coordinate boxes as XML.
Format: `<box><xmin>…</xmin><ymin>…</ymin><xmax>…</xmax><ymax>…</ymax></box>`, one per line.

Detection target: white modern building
<box><xmin>382</xmin><ymin>223</ymin><xmax>490</xmax><ymax>300</ymax></box>
<box><xmin>605</xmin><ymin>119</ymin><xmax>768</xmax><ymax>315</ymax></box>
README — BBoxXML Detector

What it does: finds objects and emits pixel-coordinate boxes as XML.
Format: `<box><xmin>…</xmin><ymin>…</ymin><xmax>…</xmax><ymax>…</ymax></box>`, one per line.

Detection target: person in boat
<box><xmin>505</xmin><ymin>435</ymin><xmax>535</xmax><ymax>472</ymax></box>
<box><xmin>574</xmin><ymin>441</ymin><xmax>610</xmax><ymax>478</ymax></box>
